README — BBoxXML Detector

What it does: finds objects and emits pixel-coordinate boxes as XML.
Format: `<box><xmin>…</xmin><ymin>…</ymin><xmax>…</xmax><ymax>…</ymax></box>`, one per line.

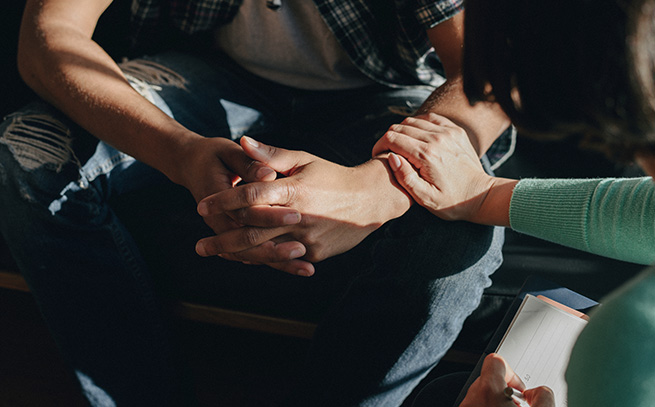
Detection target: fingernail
<box><xmin>389</xmin><ymin>153</ymin><xmax>401</xmax><ymax>171</ymax></box>
<box><xmin>283</xmin><ymin>212</ymin><xmax>301</xmax><ymax>225</ymax></box>
<box><xmin>195</xmin><ymin>241</ymin><xmax>207</xmax><ymax>257</ymax></box>
<box><xmin>197</xmin><ymin>202</ymin><xmax>209</xmax><ymax>216</ymax></box>
<box><xmin>242</xmin><ymin>136</ymin><xmax>259</xmax><ymax>148</ymax></box>
<box><xmin>297</xmin><ymin>269</ymin><xmax>313</xmax><ymax>277</ymax></box>
<box><xmin>289</xmin><ymin>248</ymin><xmax>304</xmax><ymax>259</ymax></box>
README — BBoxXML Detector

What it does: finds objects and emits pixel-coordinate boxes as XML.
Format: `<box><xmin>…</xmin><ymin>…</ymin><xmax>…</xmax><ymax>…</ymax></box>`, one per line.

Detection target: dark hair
<box><xmin>463</xmin><ymin>0</ymin><xmax>655</xmax><ymax>160</ymax></box>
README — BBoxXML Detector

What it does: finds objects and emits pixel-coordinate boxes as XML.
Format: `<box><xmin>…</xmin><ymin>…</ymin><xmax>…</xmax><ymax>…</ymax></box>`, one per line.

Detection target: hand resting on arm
<box><xmin>372</xmin><ymin>113</ymin><xmax>518</xmax><ymax>227</ymax></box>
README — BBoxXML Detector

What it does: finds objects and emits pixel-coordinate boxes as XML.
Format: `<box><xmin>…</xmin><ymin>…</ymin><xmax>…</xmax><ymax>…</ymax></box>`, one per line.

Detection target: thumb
<box><xmin>240</xmin><ymin>136</ymin><xmax>311</xmax><ymax>176</ymax></box>
<box><xmin>388</xmin><ymin>153</ymin><xmax>433</xmax><ymax>205</ymax></box>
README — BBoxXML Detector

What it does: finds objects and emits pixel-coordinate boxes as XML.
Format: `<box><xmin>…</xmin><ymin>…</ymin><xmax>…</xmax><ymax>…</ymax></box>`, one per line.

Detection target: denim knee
<box><xmin>0</xmin><ymin>103</ymin><xmax>111</xmax><ymax>240</ymax></box>
<box><xmin>0</xmin><ymin>103</ymin><xmax>77</xmax><ymax>207</ymax></box>
<box><xmin>373</xmin><ymin>205</ymin><xmax>503</xmax><ymax>283</ymax></box>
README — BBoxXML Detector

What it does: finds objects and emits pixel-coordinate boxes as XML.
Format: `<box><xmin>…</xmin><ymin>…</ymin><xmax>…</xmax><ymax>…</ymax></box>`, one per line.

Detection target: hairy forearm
<box><xmin>17</xmin><ymin>2</ymin><xmax>199</xmax><ymax>183</ymax></box>
<box><xmin>416</xmin><ymin>77</ymin><xmax>510</xmax><ymax>156</ymax></box>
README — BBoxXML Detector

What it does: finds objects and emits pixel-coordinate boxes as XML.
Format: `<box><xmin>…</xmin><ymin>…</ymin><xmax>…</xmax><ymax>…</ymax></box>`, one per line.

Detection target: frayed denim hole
<box><xmin>0</xmin><ymin>114</ymin><xmax>79</xmax><ymax>172</ymax></box>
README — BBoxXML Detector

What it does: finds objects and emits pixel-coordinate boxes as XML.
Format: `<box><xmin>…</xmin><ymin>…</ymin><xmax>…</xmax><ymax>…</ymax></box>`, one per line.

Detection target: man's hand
<box><xmin>195</xmin><ymin>137</ymin><xmax>411</xmax><ymax>276</ymax></box>
<box><xmin>176</xmin><ymin>136</ymin><xmax>278</xmax><ymax>201</ymax></box>
<box><xmin>173</xmin><ymin>136</ymin><xmax>308</xmax><ymax>265</ymax></box>
<box><xmin>459</xmin><ymin>353</ymin><xmax>555</xmax><ymax>407</ymax></box>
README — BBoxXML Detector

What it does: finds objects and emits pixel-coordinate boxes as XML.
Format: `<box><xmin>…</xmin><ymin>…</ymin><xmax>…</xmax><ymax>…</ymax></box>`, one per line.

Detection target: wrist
<box><xmin>356</xmin><ymin>156</ymin><xmax>413</xmax><ymax>225</ymax></box>
<box><xmin>468</xmin><ymin>177</ymin><xmax>518</xmax><ymax>227</ymax></box>
<box><xmin>156</xmin><ymin>129</ymin><xmax>206</xmax><ymax>186</ymax></box>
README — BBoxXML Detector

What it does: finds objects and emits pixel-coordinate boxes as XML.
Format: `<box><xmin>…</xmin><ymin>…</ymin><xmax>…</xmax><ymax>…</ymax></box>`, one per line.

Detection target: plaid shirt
<box><xmin>130</xmin><ymin>0</ymin><xmax>463</xmax><ymax>86</ymax></box>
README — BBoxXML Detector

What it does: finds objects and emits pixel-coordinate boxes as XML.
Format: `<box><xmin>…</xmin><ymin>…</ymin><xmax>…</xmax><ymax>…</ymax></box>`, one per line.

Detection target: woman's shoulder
<box><xmin>565</xmin><ymin>266</ymin><xmax>655</xmax><ymax>406</ymax></box>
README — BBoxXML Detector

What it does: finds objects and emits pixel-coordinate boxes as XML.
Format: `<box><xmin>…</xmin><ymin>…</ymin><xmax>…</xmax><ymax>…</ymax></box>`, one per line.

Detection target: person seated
<box><xmin>370</xmin><ymin>0</ymin><xmax>655</xmax><ymax>405</ymax></box>
<box><xmin>0</xmin><ymin>0</ymin><xmax>512</xmax><ymax>405</ymax></box>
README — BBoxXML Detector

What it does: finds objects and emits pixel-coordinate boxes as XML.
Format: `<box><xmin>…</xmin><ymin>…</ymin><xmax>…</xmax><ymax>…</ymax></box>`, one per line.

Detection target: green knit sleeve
<box><xmin>509</xmin><ymin>177</ymin><xmax>655</xmax><ymax>265</ymax></box>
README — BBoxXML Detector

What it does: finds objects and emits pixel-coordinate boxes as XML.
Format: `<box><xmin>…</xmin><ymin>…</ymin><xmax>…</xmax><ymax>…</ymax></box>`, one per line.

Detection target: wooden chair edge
<box><xmin>0</xmin><ymin>269</ymin><xmax>316</xmax><ymax>339</ymax></box>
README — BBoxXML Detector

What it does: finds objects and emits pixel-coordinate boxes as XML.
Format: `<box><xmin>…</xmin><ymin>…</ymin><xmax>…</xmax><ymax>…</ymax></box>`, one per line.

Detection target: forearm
<box><xmin>17</xmin><ymin>0</ymin><xmax>199</xmax><ymax>184</ymax></box>
<box><xmin>469</xmin><ymin>177</ymin><xmax>517</xmax><ymax>227</ymax></box>
<box><xmin>355</xmin><ymin>157</ymin><xmax>414</xmax><ymax>224</ymax></box>
<box><xmin>415</xmin><ymin>76</ymin><xmax>510</xmax><ymax>155</ymax></box>
<box><xmin>422</xmin><ymin>14</ymin><xmax>510</xmax><ymax>156</ymax></box>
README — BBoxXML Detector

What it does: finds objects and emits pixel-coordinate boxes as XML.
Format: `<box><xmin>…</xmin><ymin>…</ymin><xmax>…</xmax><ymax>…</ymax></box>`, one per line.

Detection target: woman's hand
<box><xmin>459</xmin><ymin>353</ymin><xmax>555</xmax><ymax>407</ymax></box>
<box><xmin>372</xmin><ymin>113</ymin><xmax>516</xmax><ymax>226</ymax></box>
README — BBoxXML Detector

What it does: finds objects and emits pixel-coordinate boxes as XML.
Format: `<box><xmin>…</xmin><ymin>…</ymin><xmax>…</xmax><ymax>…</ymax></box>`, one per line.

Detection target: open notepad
<box><xmin>496</xmin><ymin>294</ymin><xmax>589</xmax><ymax>407</ymax></box>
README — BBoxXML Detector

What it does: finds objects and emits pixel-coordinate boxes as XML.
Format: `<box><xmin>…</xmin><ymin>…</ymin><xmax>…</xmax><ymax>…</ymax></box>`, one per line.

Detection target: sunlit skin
<box><xmin>371</xmin><ymin>113</ymin><xmax>655</xmax><ymax>407</ymax></box>
<box><xmin>372</xmin><ymin>113</ymin><xmax>655</xmax><ymax>230</ymax></box>
<box><xmin>19</xmin><ymin>0</ymin><xmax>510</xmax><ymax>277</ymax></box>
<box><xmin>459</xmin><ymin>353</ymin><xmax>555</xmax><ymax>407</ymax></box>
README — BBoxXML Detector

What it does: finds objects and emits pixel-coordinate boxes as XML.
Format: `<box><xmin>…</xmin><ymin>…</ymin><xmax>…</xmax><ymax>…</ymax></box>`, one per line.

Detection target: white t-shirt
<box><xmin>214</xmin><ymin>0</ymin><xmax>375</xmax><ymax>90</ymax></box>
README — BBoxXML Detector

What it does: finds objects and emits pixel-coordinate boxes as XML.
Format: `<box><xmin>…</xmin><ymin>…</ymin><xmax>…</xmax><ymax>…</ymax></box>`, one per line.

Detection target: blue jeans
<box><xmin>0</xmin><ymin>51</ymin><xmax>505</xmax><ymax>407</ymax></box>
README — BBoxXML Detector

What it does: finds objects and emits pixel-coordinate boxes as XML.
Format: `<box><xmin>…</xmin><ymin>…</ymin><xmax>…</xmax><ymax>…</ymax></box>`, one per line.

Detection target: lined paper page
<box><xmin>496</xmin><ymin>294</ymin><xmax>588</xmax><ymax>407</ymax></box>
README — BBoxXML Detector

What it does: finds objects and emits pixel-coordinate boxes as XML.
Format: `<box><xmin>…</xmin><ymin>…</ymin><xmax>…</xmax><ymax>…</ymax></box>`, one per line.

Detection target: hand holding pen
<box><xmin>458</xmin><ymin>353</ymin><xmax>556</xmax><ymax>407</ymax></box>
<box><xmin>504</xmin><ymin>386</ymin><xmax>531</xmax><ymax>407</ymax></box>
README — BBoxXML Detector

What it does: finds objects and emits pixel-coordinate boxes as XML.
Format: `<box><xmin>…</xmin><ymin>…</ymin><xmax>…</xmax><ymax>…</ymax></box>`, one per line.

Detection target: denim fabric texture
<box><xmin>0</xmin><ymin>51</ymin><xmax>504</xmax><ymax>407</ymax></box>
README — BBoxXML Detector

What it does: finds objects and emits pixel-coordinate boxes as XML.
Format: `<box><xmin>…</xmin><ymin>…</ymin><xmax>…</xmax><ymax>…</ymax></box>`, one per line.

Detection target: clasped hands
<box><xmin>191</xmin><ymin>136</ymin><xmax>407</xmax><ymax>277</ymax></box>
<box><xmin>190</xmin><ymin>113</ymin><xmax>494</xmax><ymax>277</ymax></box>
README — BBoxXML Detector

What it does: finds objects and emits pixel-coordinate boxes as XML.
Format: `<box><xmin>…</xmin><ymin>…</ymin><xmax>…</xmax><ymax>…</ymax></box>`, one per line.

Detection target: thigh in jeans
<box><xmin>0</xmin><ymin>51</ymin><xmax>284</xmax><ymax>406</ymax></box>
<box><xmin>268</xmin><ymin>86</ymin><xmax>505</xmax><ymax>406</ymax></box>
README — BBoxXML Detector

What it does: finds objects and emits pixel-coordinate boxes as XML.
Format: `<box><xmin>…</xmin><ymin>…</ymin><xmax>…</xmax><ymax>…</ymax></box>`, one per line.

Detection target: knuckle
<box><xmin>385</xmin><ymin>129</ymin><xmax>400</xmax><ymax>143</ymax></box>
<box><xmin>377</xmin><ymin>133</ymin><xmax>391</xmax><ymax>148</ymax></box>
<box><xmin>243</xmin><ymin>185</ymin><xmax>261</xmax><ymax>206</ymax></box>
<box><xmin>283</xmin><ymin>181</ymin><xmax>299</xmax><ymax>205</ymax></box>
<box><xmin>388</xmin><ymin>124</ymin><xmax>402</xmax><ymax>134</ymax></box>
<box><xmin>241</xmin><ymin>227</ymin><xmax>263</xmax><ymax>247</ymax></box>
<box><xmin>417</xmin><ymin>143</ymin><xmax>432</xmax><ymax>161</ymax></box>
<box><xmin>401</xmin><ymin>171</ymin><xmax>417</xmax><ymax>187</ymax></box>
<box><xmin>426</xmin><ymin>112</ymin><xmax>442</xmax><ymax>123</ymax></box>
<box><xmin>403</xmin><ymin>116</ymin><xmax>419</xmax><ymax>126</ymax></box>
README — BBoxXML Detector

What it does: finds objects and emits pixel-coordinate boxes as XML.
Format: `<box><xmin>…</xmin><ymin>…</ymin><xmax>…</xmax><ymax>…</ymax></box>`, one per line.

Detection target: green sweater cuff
<box><xmin>509</xmin><ymin>178</ymin><xmax>598</xmax><ymax>253</ymax></box>
<box><xmin>509</xmin><ymin>177</ymin><xmax>655</xmax><ymax>265</ymax></box>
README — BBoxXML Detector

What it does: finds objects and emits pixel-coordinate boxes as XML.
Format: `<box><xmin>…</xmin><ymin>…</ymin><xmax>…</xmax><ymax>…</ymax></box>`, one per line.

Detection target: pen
<box><xmin>504</xmin><ymin>386</ymin><xmax>531</xmax><ymax>407</ymax></box>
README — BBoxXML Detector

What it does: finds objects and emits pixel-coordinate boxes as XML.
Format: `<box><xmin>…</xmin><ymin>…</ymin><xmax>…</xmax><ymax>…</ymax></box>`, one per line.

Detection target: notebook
<box><xmin>495</xmin><ymin>294</ymin><xmax>589</xmax><ymax>407</ymax></box>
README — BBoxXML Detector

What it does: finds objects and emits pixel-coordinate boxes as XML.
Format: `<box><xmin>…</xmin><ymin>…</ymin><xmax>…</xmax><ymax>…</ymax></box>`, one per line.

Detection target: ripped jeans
<box><xmin>0</xmin><ymin>51</ymin><xmax>506</xmax><ymax>407</ymax></box>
